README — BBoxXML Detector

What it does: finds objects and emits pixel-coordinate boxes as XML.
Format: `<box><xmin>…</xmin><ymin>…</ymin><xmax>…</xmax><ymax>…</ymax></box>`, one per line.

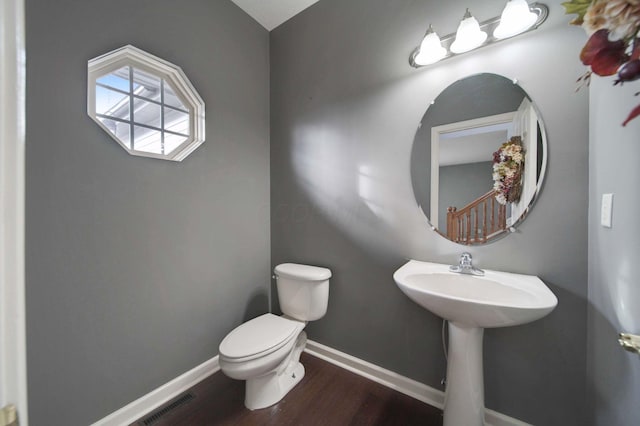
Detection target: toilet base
<box><xmin>244</xmin><ymin>330</ymin><xmax>307</xmax><ymax>410</ymax></box>
<box><xmin>245</xmin><ymin>361</ymin><xmax>305</xmax><ymax>410</ymax></box>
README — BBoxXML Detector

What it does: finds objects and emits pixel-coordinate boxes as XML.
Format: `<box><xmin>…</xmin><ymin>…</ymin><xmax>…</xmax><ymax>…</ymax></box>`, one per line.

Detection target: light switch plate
<box><xmin>601</xmin><ymin>193</ymin><xmax>613</xmax><ymax>228</ymax></box>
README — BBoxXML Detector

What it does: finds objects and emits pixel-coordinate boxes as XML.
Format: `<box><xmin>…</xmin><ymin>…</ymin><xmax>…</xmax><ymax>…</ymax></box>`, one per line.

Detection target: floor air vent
<box><xmin>140</xmin><ymin>392</ymin><xmax>195</xmax><ymax>425</ymax></box>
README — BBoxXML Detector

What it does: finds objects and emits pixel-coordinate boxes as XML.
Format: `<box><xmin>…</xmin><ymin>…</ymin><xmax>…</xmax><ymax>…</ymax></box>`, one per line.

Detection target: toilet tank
<box><xmin>274</xmin><ymin>263</ymin><xmax>331</xmax><ymax>321</ymax></box>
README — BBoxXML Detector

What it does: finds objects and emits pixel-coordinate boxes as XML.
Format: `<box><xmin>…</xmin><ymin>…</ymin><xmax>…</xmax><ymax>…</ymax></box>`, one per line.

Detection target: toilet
<box><xmin>218</xmin><ymin>263</ymin><xmax>331</xmax><ymax>410</ymax></box>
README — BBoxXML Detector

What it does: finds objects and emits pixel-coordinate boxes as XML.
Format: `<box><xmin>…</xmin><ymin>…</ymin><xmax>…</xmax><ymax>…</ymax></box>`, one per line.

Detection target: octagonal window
<box><xmin>88</xmin><ymin>45</ymin><xmax>205</xmax><ymax>161</ymax></box>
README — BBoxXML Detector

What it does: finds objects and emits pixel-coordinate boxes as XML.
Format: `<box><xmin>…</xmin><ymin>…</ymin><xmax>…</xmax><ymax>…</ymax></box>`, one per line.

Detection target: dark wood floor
<box><xmin>132</xmin><ymin>352</ymin><xmax>443</xmax><ymax>426</ymax></box>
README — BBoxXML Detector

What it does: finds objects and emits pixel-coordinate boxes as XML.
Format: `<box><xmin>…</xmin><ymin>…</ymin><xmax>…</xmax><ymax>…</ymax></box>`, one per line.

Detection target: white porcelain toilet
<box><xmin>218</xmin><ymin>263</ymin><xmax>331</xmax><ymax>410</ymax></box>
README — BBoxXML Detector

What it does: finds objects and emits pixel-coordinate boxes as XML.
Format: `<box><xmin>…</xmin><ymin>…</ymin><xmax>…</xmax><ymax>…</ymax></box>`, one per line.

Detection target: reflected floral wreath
<box><xmin>492</xmin><ymin>136</ymin><xmax>524</xmax><ymax>205</ymax></box>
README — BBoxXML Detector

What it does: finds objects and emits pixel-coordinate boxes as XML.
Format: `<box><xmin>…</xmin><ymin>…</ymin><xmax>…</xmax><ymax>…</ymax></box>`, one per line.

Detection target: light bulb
<box><xmin>414</xmin><ymin>25</ymin><xmax>447</xmax><ymax>65</ymax></box>
<box><xmin>450</xmin><ymin>9</ymin><xmax>487</xmax><ymax>54</ymax></box>
<box><xmin>494</xmin><ymin>0</ymin><xmax>538</xmax><ymax>39</ymax></box>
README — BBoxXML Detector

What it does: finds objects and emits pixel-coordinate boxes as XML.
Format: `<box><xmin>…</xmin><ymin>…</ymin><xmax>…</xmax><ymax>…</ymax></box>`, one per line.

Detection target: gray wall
<box><xmin>25</xmin><ymin>1</ymin><xmax>269</xmax><ymax>425</ymax></box>
<box><xmin>587</xmin><ymin>77</ymin><xmax>640</xmax><ymax>425</ymax></box>
<box><xmin>271</xmin><ymin>0</ymin><xmax>589</xmax><ymax>424</ymax></box>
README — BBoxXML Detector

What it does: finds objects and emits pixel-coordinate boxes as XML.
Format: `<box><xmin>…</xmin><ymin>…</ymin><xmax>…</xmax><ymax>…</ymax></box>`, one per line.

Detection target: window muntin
<box><xmin>88</xmin><ymin>46</ymin><xmax>205</xmax><ymax>161</ymax></box>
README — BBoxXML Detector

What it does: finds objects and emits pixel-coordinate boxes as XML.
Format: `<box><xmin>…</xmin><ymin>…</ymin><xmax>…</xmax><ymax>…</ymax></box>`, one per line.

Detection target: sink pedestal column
<box><xmin>444</xmin><ymin>322</ymin><xmax>485</xmax><ymax>426</ymax></box>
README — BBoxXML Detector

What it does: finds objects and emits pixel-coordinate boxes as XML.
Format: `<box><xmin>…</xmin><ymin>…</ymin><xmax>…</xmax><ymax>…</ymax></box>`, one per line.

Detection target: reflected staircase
<box><xmin>446</xmin><ymin>190</ymin><xmax>507</xmax><ymax>244</ymax></box>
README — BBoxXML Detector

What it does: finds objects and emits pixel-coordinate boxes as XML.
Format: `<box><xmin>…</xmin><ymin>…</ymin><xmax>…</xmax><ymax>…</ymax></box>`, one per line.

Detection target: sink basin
<box><xmin>393</xmin><ymin>260</ymin><xmax>557</xmax><ymax>328</ymax></box>
<box><xmin>393</xmin><ymin>259</ymin><xmax>558</xmax><ymax>426</ymax></box>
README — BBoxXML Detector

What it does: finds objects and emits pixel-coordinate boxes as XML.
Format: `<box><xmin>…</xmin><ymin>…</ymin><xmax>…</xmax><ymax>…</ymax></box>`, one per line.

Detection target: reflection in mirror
<box><xmin>411</xmin><ymin>73</ymin><xmax>546</xmax><ymax>245</ymax></box>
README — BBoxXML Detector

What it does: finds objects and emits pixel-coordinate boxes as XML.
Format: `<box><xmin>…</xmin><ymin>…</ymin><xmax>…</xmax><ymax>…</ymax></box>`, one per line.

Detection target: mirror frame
<box><xmin>412</xmin><ymin>73</ymin><xmax>548</xmax><ymax>245</ymax></box>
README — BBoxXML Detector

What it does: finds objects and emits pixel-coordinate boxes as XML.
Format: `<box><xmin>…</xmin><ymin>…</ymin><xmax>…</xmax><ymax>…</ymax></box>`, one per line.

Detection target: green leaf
<box><xmin>562</xmin><ymin>0</ymin><xmax>593</xmax><ymax>25</ymax></box>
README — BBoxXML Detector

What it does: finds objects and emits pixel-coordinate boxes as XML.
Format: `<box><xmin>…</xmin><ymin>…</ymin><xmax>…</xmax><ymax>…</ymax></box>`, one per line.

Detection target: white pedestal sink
<box><xmin>393</xmin><ymin>260</ymin><xmax>557</xmax><ymax>426</ymax></box>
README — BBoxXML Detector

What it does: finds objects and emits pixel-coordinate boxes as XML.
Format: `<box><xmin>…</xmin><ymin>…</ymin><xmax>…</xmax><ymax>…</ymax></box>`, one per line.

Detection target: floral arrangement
<box><xmin>563</xmin><ymin>0</ymin><xmax>640</xmax><ymax>126</ymax></box>
<box><xmin>492</xmin><ymin>137</ymin><xmax>525</xmax><ymax>205</ymax></box>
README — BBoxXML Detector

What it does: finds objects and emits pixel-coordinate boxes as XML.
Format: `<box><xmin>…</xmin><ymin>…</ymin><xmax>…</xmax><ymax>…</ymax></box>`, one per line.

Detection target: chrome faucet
<box><xmin>449</xmin><ymin>252</ymin><xmax>484</xmax><ymax>276</ymax></box>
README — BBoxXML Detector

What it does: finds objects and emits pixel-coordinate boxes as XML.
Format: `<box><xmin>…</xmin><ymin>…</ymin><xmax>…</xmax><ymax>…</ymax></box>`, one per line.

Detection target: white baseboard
<box><xmin>91</xmin><ymin>356</ymin><xmax>219</xmax><ymax>426</ymax></box>
<box><xmin>304</xmin><ymin>340</ymin><xmax>531</xmax><ymax>426</ymax></box>
<box><xmin>304</xmin><ymin>339</ymin><xmax>445</xmax><ymax>409</ymax></box>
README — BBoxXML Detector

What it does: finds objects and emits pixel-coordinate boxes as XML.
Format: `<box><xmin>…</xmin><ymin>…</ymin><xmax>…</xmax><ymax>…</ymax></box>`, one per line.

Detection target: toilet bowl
<box><xmin>218</xmin><ymin>263</ymin><xmax>331</xmax><ymax>410</ymax></box>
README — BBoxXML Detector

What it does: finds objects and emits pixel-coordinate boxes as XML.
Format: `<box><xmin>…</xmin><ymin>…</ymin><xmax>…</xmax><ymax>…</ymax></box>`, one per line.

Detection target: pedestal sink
<box><xmin>393</xmin><ymin>260</ymin><xmax>557</xmax><ymax>426</ymax></box>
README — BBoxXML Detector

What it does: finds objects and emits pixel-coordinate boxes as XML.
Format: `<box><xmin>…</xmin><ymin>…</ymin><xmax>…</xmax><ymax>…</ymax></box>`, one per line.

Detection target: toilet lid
<box><xmin>219</xmin><ymin>313</ymin><xmax>302</xmax><ymax>360</ymax></box>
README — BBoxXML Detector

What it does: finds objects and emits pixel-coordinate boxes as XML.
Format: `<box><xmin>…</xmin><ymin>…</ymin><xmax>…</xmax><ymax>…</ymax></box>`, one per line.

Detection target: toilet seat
<box><xmin>219</xmin><ymin>313</ymin><xmax>304</xmax><ymax>362</ymax></box>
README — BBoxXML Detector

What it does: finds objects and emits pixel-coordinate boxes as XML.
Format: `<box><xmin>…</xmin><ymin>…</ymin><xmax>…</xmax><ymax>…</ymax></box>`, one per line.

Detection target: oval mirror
<box><xmin>411</xmin><ymin>73</ymin><xmax>547</xmax><ymax>245</ymax></box>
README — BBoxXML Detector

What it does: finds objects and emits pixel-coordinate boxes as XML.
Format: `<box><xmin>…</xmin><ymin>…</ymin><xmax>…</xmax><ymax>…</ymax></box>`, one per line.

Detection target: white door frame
<box><xmin>509</xmin><ymin>98</ymin><xmax>538</xmax><ymax>225</ymax></box>
<box><xmin>0</xmin><ymin>0</ymin><xmax>28</xmax><ymax>423</ymax></box>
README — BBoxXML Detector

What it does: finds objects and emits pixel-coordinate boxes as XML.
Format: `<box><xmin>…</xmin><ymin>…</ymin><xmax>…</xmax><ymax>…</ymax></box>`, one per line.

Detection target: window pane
<box><xmin>164</xmin><ymin>107</ymin><xmax>190</xmax><ymax>135</ymax></box>
<box><xmin>96</xmin><ymin>86</ymin><xmax>130</xmax><ymax>120</ymax></box>
<box><xmin>133</xmin><ymin>68</ymin><xmax>161</xmax><ymax>102</ymax></box>
<box><xmin>164</xmin><ymin>133</ymin><xmax>188</xmax><ymax>155</ymax></box>
<box><xmin>96</xmin><ymin>66</ymin><xmax>130</xmax><ymax>92</ymax></box>
<box><xmin>133</xmin><ymin>98</ymin><xmax>161</xmax><ymax>129</ymax></box>
<box><xmin>134</xmin><ymin>125</ymin><xmax>162</xmax><ymax>154</ymax></box>
<box><xmin>88</xmin><ymin>46</ymin><xmax>205</xmax><ymax>161</ymax></box>
<box><xmin>163</xmin><ymin>84</ymin><xmax>187</xmax><ymax>110</ymax></box>
<box><xmin>98</xmin><ymin>117</ymin><xmax>131</xmax><ymax>147</ymax></box>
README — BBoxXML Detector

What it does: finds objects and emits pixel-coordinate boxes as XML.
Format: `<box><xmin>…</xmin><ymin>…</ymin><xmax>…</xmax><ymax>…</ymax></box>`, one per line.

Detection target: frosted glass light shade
<box><xmin>414</xmin><ymin>29</ymin><xmax>447</xmax><ymax>65</ymax></box>
<box><xmin>450</xmin><ymin>10</ymin><xmax>487</xmax><ymax>54</ymax></box>
<box><xmin>494</xmin><ymin>0</ymin><xmax>537</xmax><ymax>39</ymax></box>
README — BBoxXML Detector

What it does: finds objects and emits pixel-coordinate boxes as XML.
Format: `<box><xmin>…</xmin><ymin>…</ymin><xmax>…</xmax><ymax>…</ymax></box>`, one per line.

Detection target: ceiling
<box><xmin>439</xmin><ymin>122</ymin><xmax>513</xmax><ymax>166</ymax></box>
<box><xmin>231</xmin><ymin>0</ymin><xmax>321</xmax><ymax>31</ymax></box>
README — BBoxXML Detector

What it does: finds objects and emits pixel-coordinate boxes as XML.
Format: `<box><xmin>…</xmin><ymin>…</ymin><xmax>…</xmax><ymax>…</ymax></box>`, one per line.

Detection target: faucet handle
<box><xmin>460</xmin><ymin>252</ymin><xmax>472</xmax><ymax>265</ymax></box>
<box><xmin>450</xmin><ymin>252</ymin><xmax>484</xmax><ymax>276</ymax></box>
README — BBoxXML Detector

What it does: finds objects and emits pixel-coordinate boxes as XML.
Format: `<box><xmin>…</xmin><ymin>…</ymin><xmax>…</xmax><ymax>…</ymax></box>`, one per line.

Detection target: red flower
<box><xmin>581</xmin><ymin>29</ymin><xmax>629</xmax><ymax>76</ymax></box>
<box><xmin>622</xmin><ymin>102</ymin><xmax>640</xmax><ymax>126</ymax></box>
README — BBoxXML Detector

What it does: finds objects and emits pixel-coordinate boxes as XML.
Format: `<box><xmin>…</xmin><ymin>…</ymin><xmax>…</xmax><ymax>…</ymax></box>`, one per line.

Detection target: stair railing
<box><xmin>446</xmin><ymin>189</ymin><xmax>506</xmax><ymax>244</ymax></box>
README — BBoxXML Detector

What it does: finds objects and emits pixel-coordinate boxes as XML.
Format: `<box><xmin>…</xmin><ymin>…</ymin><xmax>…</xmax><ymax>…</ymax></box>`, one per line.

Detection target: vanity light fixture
<box><xmin>494</xmin><ymin>0</ymin><xmax>539</xmax><ymax>39</ymax></box>
<box><xmin>414</xmin><ymin>25</ymin><xmax>447</xmax><ymax>66</ymax></box>
<box><xmin>409</xmin><ymin>2</ymin><xmax>548</xmax><ymax>68</ymax></box>
<box><xmin>450</xmin><ymin>9</ymin><xmax>487</xmax><ymax>54</ymax></box>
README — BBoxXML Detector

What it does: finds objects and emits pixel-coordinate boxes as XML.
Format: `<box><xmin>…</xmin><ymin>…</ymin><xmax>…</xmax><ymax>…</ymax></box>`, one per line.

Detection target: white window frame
<box><xmin>87</xmin><ymin>45</ymin><xmax>205</xmax><ymax>162</ymax></box>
